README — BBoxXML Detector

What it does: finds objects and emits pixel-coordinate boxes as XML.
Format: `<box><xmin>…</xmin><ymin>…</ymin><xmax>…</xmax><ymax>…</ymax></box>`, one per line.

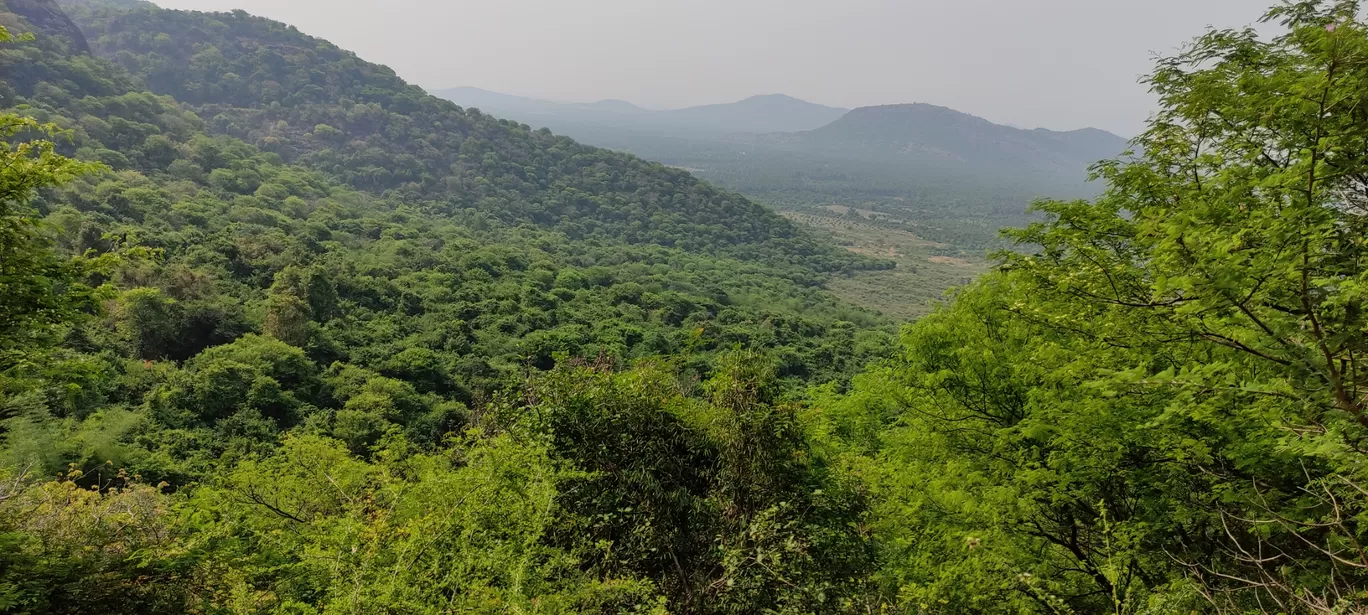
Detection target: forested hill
<box><xmin>40</xmin><ymin>0</ymin><xmax>870</xmax><ymax>273</ymax></box>
<box><xmin>0</xmin><ymin>0</ymin><xmax>898</xmax><ymax>459</ymax></box>
<box><xmin>0</xmin><ymin>0</ymin><xmax>909</xmax><ymax>609</ymax></box>
<box><xmin>787</xmin><ymin>103</ymin><xmax>1129</xmax><ymax>180</ymax></box>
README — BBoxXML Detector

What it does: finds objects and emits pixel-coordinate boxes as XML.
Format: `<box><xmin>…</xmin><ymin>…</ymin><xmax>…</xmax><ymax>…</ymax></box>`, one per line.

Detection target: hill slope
<box><xmin>430</xmin><ymin>86</ymin><xmax>571</xmax><ymax>116</ymax></box>
<box><xmin>0</xmin><ymin>2</ymin><xmax>894</xmax><ymax>610</ymax></box>
<box><xmin>787</xmin><ymin>103</ymin><xmax>1129</xmax><ymax>180</ymax></box>
<box><xmin>1</xmin><ymin>0</ymin><xmax>897</xmax><ymax>407</ymax></box>
<box><xmin>56</xmin><ymin>2</ymin><xmax>872</xmax><ymax>274</ymax></box>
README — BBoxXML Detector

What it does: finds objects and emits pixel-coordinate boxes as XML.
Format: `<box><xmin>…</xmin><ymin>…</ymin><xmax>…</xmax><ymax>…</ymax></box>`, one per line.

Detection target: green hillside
<box><xmin>3</xmin><ymin>0</ymin><xmax>892</xmax><ymax>379</ymax></box>
<box><xmin>41</xmin><ymin>1</ymin><xmax>873</xmax><ymax>274</ymax></box>
<box><xmin>0</xmin><ymin>0</ymin><xmax>899</xmax><ymax>457</ymax></box>
<box><xmin>0</xmin><ymin>0</ymin><xmax>900</xmax><ymax>610</ymax></box>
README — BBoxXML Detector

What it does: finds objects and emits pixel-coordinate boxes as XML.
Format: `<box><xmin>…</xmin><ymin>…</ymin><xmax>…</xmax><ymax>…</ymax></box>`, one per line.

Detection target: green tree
<box><xmin>263</xmin><ymin>266</ymin><xmax>312</xmax><ymax>347</ymax></box>
<box><xmin>1004</xmin><ymin>3</ymin><xmax>1368</xmax><ymax>610</ymax></box>
<box><xmin>826</xmin><ymin>2</ymin><xmax>1368</xmax><ymax>613</ymax></box>
<box><xmin>0</xmin><ymin>467</ymin><xmax>191</xmax><ymax>615</ymax></box>
<box><xmin>112</xmin><ymin>288</ymin><xmax>180</xmax><ymax>360</ymax></box>
<box><xmin>527</xmin><ymin>356</ymin><xmax>876</xmax><ymax>614</ymax></box>
<box><xmin>191</xmin><ymin>433</ymin><xmax>667</xmax><ymax>614</ymax></box>
<box><xmin>0</xmin><ymin>99</ymin><xmax>106</xmax><ymax>374</ymax></box>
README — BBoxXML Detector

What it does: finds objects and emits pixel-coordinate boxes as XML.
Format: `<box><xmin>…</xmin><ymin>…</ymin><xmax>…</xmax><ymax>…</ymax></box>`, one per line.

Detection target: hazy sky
<box><xmin>148</xmin><ymin>0</ymin><xmax>1267</xmax><ymax>136</ymax></box>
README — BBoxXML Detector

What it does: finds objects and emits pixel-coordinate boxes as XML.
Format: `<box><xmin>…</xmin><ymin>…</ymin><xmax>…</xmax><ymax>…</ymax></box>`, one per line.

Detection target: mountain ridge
<box><xmin>3</xmin><ymin>0</ymin><xmax>895</xmax><ymax>396</ymax></box>
<box><xmin>432</xmin><ymin>86</ymin><xmax>849</xmax><ymax>135</ymax></box>
<box><xmin>433</xmin><ymin>86</ymin><xmax>1123</xmax><ymax>141</ymax></box>
<box><xmin>658</xmin><ymin>93</ymin><xmax>848</xmax><ymax>134</ymax></box>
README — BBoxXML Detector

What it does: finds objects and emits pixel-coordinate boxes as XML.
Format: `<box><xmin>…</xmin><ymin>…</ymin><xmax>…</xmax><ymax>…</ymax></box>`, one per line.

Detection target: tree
<box><xmin>0</xmin><ymin>50</ymin><xmax>106</xmax><ymax>374</ymax></box>
<box><xmin>813</xmin><ymin>3</ymin><xmax>1368</xmax><ymax>613</ymax></box>
<box><xmin>991</xmin><ymin>1</ymin><xmax>1368</xmax><ymax>611</ymax></box>
<box><xmin>193</xmin><ymin>433</ymin><xmax>668</xmax><ymax>613</ymax></box>
<box><xmin>0</xmin><ymin>466</ymin><xmax>191</xmax><ymax>615</ymax></box>
<box><xmin>262</xmin><ymin>266</ymin><xmax>312</xmax><ymax>347</ymax></box>
<box><xmin>112</xmin><ymin>288</ymin><xmax>179</xmax><ymax>360</ymax></box>
<box><xmin>527</xmin><ymin>356</ymin><xmax>876</xmax><ymax>614</ymax></box>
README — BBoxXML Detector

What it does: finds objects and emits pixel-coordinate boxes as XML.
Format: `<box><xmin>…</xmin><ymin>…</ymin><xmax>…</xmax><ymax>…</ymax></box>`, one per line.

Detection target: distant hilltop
<box><xmin>430</xmin><ymin>87</ymin><xmax>849</xmax><ymax>135</ymax></box>
<box><xmin>792</xmin><ymin>103</ymin><xmax>1129</xmax><ymax>177</ymax></box>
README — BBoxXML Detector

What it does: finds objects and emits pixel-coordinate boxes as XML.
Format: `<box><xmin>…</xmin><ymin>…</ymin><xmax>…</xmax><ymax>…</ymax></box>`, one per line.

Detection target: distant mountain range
<box><xmin>430</xmin><ymin>87</ymin><xmax>849</xmax><ymax>135</ymax></box>
<box><xmin>432</xmin><ymin>86</ymin><xmax>651</xmax><ymax>117</ymax></box>
<box><xmin>432</xmin><ymin>87</ymin><xmax>1128</xmax><ymax>192</ymax></box>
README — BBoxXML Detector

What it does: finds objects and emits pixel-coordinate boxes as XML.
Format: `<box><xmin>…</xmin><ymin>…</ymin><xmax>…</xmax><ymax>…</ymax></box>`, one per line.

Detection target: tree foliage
<box><xmin>815</xmin><ymin>2</ymin><xmax>1368</xmax><ymax>613</ymax></box>
<box><xmin>0</xmin><ymin>110</ymin><xmax>106</xmax><ymax>375</ymax></box>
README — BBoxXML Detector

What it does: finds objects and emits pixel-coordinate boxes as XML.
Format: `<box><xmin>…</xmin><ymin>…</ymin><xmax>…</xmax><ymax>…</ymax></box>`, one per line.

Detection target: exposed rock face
<box><xmin>1</xmin><ymin>0</ymin><xmax>91</xmax><ymax>54</ymax></box>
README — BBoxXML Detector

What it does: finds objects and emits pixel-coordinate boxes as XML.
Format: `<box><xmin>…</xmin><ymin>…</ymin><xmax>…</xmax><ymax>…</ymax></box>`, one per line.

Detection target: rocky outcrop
<box><xmin>1</xmin><ymin>0</ymin><xmax>91</xmax><ymax>54</ymax></box>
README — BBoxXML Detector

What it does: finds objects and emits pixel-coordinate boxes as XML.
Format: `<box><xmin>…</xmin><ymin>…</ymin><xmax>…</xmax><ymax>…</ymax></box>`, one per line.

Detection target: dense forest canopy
<box><xmin>5</xmin><ymin>0</ymin><xmax>1368</xmax><ymax>613</ymax></box>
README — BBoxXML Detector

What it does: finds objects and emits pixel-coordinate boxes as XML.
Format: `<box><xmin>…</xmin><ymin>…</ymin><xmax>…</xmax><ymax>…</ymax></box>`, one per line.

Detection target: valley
<box><xmin>780</xmin><ymin>209</ymin><xmax>986</xmax><ymax>320</ymax></box>
<box><xmin>434</xmin><ymin>85</ymin><xmax>1120</xmax><ymax>318</ymax></box>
